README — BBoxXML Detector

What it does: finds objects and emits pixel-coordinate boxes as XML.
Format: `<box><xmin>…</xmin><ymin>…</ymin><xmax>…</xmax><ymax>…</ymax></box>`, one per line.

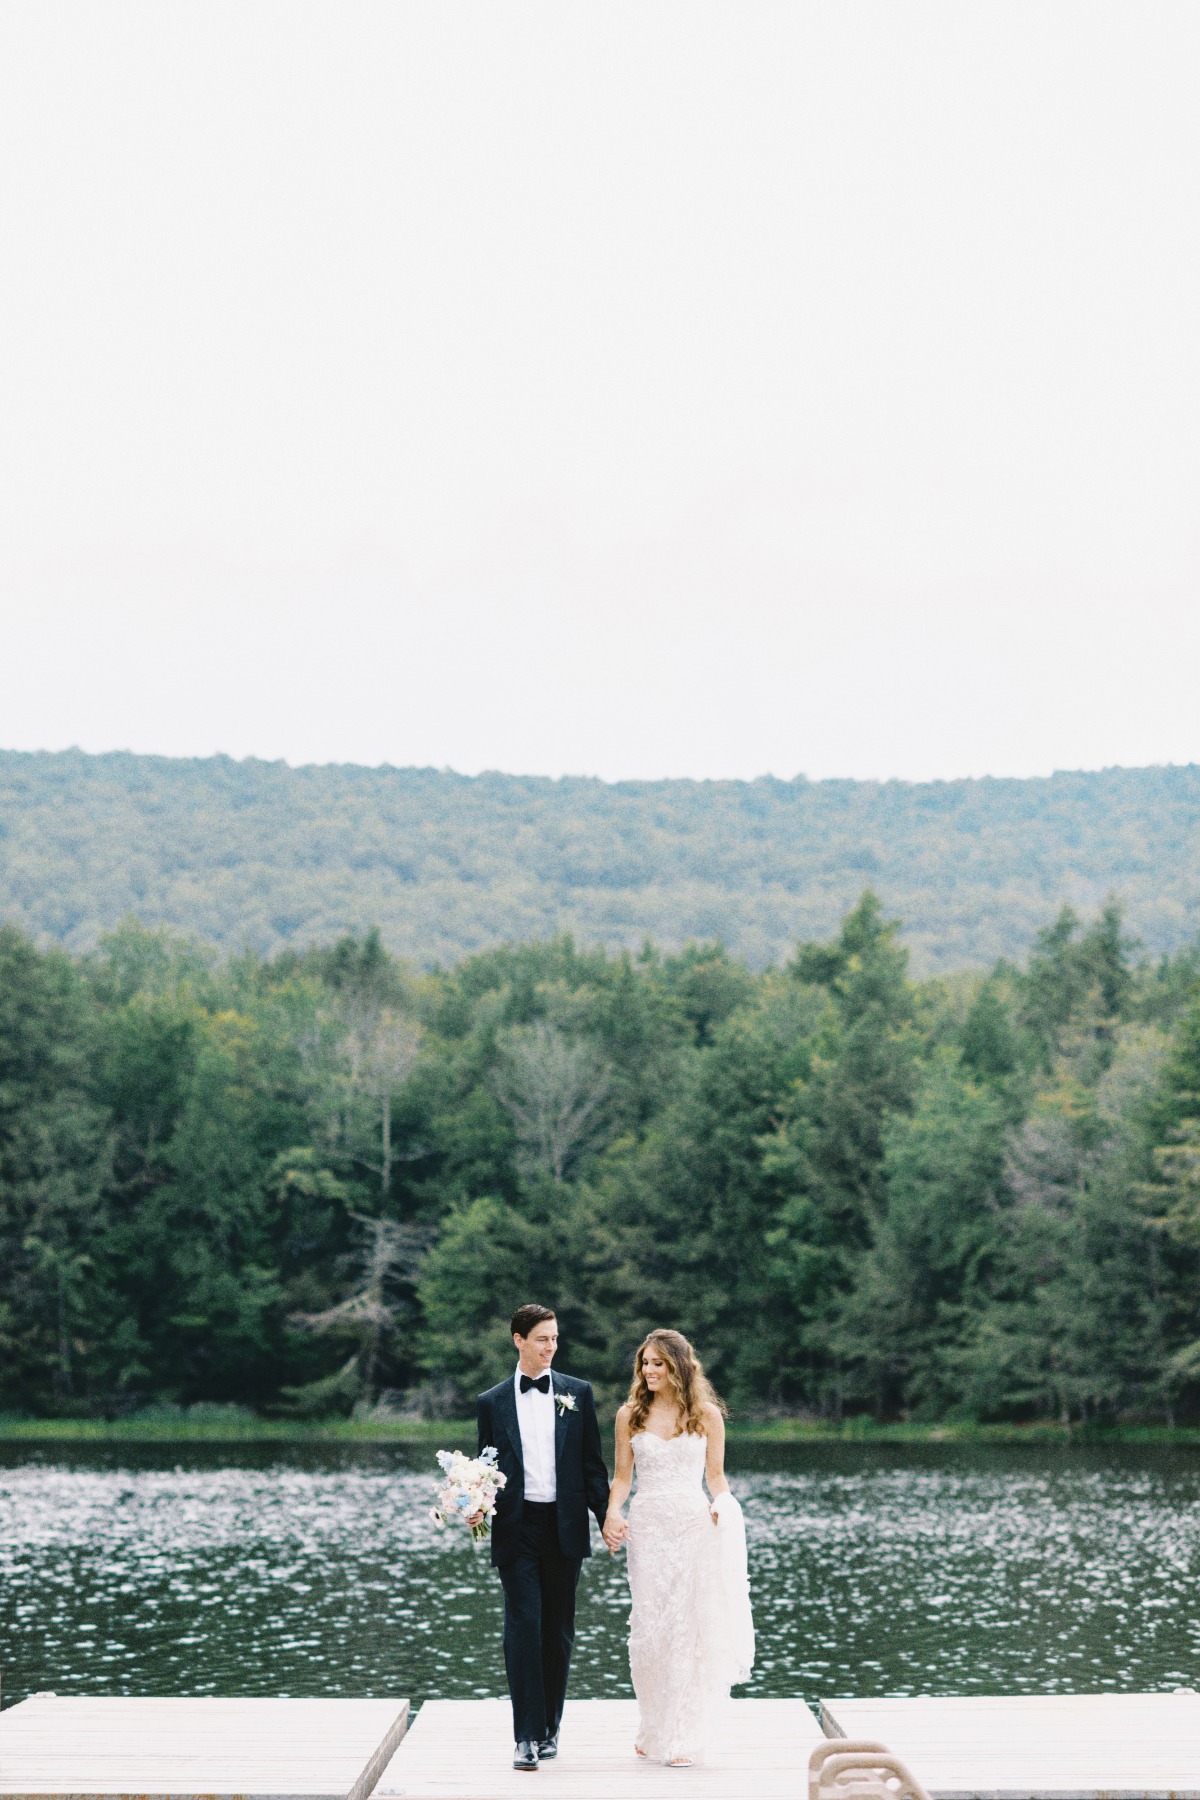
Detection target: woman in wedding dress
<box><xmin>602</xmin><ymin>1329</ymin><xmax>754</xmax><ymax>1767</ymax></box>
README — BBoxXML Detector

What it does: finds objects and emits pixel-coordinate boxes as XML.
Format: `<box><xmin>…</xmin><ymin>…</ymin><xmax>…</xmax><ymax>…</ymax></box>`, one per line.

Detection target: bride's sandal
<box><xmin>667</xmin><ymin>1756</ymin><xmax>695</xmax><ymax>1768</ymax></box>
<box><xmin>634</xmin><ymin>1745</ymin><xmax>647</xmax><ymax>1758</ymax></box>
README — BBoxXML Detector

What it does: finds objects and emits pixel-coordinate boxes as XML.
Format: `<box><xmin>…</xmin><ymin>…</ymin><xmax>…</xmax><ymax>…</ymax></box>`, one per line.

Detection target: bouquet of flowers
<box><xmin>431</xmin><ymin>1445</ymin><xmax>507</xmax><ymax>1543</ymax></box>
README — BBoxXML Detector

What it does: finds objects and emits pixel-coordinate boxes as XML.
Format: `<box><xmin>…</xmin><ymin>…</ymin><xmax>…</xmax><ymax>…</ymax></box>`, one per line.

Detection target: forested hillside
<box><xmin>3</xmin><ymin>749</ymin><xmax>1200</xmax><ymax>973</ymax></box>
<box><xmin>3</xmin><ymin>901</ymin><xmax>1200</xmax><ymax>1423</ymax></box>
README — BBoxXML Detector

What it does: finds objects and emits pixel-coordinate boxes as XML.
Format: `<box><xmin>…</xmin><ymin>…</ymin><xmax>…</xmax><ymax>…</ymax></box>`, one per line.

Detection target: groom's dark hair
<box><xmin>511</xmin><ymin>1302</ymin><xmax>556</xmax><ymax>1338</ymax></box>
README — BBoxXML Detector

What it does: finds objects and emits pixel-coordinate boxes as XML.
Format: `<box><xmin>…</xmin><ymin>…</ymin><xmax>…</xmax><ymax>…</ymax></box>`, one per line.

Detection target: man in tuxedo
<box><xmin>476</xmin><ymin>1303</ymin><xmax>611</xmax><ymax>1772</ymax></box>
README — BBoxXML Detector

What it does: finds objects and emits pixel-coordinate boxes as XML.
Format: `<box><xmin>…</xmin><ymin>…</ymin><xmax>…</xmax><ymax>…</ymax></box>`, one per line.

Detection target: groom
<box><xmin>476</xmin><ymin>1303</ymin><xmax>610</xmax><ymax>1772</ymax></box>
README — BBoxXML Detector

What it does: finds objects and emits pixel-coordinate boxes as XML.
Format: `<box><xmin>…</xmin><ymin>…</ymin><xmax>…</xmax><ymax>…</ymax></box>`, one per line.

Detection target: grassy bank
<box><xmin>724</xmin><ymin>1418</ymin><xmax>1200</xmax><ymax>1445</ymax></box>
<box><xmin>0</xmin><ymin>1408</ymin><xmax>470</xmax><ymax>1444</ymax></box>
<box><xmin>3</xmin><ymin>1408</ymin><xmax>1200</xmax><ymax>1447</ymax></box>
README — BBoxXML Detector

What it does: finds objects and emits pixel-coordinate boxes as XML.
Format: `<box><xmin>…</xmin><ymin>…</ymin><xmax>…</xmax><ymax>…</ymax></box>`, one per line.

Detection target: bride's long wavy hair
<box><xmin>625</xmin><ymin>1329</ymin><xmax>727</xmax><ymax>1438</ymax></box>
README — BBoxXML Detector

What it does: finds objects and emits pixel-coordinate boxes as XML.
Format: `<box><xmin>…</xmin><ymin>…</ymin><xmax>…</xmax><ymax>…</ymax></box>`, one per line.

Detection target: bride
<box><xmin>602</xmin><ymin>1329</ymin><xmax>755</xmax><ymax>1767</ymax></box>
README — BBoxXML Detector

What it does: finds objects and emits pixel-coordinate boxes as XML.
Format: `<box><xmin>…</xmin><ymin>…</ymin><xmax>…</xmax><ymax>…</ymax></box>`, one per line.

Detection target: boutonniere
<box><xmin>555</xmin><ymin>1391</ymin><xmax>577</xmax><ymax>1415</ymax></box>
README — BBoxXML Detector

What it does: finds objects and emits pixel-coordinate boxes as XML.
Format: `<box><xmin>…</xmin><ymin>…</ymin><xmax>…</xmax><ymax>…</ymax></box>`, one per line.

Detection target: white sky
<box><xmin>1</xmin><ymin>2</ymin><xmax>1198</xmax><ymax>783</ymax></box>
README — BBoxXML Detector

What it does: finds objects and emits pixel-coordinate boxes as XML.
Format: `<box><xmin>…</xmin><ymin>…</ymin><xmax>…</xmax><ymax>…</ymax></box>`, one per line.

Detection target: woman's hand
<box><xmin>602</xmin><ymin>1510</ymin><xmax>628</xmax><ymax>1552</ymax></box>
<box><xmin>603</xmin><ymin>1405</ymin><xmax>634</xmax><ymax>1553</ymax></box>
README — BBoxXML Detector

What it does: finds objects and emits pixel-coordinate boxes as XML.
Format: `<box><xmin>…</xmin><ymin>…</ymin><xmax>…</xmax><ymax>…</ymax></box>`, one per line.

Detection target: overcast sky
<box><xmin>2</xmin><ymin>3</ymin><xmax>1197</xmax><ymax>784</ymax></box>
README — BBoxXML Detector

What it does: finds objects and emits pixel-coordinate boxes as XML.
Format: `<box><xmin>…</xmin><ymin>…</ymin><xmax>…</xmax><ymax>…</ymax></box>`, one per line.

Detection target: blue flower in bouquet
<box><xmin>431</xmin><ymin>1444</ymin><xmax>507</xmax><ymax>1544</ymax></box>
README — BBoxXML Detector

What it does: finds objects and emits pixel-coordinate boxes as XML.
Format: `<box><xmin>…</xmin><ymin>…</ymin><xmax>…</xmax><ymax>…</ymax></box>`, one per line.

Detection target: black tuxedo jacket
<box><xmin>477</xmin><ymin>1370</ymin><xmax>610</xmax><ymax>1568</ymax></box>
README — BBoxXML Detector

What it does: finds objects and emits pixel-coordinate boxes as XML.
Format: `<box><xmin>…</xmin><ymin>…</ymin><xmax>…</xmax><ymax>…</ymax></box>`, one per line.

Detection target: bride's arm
<box><xmin>602</xmin><ymin>1405</ymin><xmax>634</xmax><ymax>1550</ymax></box>
<box><xmin>704</xmin><ymin>1405</ymin><xmax>730</xmax><ymax>1510</ymax></box>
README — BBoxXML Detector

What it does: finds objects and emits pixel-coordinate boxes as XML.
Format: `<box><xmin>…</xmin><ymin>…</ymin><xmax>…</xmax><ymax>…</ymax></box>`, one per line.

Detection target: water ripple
<box><xmin>2</xmin><ymin>1444</ymin><xmax>1199</xmax><ymax>1708</ymax></box>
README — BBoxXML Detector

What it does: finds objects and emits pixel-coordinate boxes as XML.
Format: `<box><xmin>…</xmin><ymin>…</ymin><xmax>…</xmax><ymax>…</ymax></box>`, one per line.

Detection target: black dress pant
<box><xmin>498</xmin><ymin>1500</ymin><xmax>582</xmax><ymax>1743</ymax></box>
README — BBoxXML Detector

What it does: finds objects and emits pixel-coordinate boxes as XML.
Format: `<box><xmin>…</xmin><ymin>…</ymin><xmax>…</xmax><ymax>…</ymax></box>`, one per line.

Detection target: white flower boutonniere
<box><xmin>555</xmin><ymin>1391</ymin><xmax>577</xmax><ymax>1415</ymax></box>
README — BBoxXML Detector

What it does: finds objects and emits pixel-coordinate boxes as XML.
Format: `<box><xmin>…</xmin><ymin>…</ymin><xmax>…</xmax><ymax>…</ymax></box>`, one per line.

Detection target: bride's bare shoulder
<box><xmin>700</xmin><ymin>1401</ymin><xmax>725</xmax><ymax>1428</ymax></box>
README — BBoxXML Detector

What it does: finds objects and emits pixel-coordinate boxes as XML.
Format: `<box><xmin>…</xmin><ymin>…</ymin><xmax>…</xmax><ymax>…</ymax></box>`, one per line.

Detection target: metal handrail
<box><xmin>809</xmin><ymin>1740</ymin><xmax>890</xmax><ymax>1800</ymax></box>
<box><xmin>810</xmin><ymin>1741</ymin><xmax>934</xmax><ymax>1800</ymax></box>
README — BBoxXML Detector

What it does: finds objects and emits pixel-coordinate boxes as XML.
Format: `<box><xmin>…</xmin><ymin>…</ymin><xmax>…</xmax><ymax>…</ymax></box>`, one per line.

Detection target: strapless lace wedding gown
<box><xmin>625</xmin><ymin>1431</ymin><xmax>754</xmax><ymax>1764</ymax></box>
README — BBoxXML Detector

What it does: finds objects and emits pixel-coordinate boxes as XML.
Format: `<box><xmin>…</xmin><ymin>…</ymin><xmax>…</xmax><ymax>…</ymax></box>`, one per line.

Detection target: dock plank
<box><xmin>821</xmin><ymin>1691</ymin><xmax>1200</xmax><ymax>1799</ymax></box>
<box><xmin>375</xmin><ymin>1698</ymin><xmax>823</xmax><ymax>1800</ymax></box>
<box><xmin>0</xmin><ymin>1696</ymin><xmax>409</xmax><ymax>1800</ymax></box>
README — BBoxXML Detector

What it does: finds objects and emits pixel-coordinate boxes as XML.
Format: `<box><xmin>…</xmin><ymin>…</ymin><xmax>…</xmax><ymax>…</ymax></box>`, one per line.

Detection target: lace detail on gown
<box><xmin>625</xmin><ymin>1432</ymin><xmax>754</xmax><ymax>1764</ymax></box>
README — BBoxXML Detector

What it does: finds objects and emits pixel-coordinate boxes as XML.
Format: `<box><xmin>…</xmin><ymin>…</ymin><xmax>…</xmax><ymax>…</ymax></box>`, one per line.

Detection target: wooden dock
<box><xmin>821</xmin><ymin>1690</ymin><xmax>1200</xmax><ymax>1799</ymax></box>
<box><xmin>374</xmin><ymin>1698</ymin><xmax>824</xmax><ymax>1799</ymax></box>
<box><xmin>0</xmin><ymin>1695</ymin><xmax>410</xmax><ymax>1800</ymax></box>
<box><xmin>5</xmin><ymin>1690</ymin><xmax>1200</xmax><ymax>1800</ymax></box>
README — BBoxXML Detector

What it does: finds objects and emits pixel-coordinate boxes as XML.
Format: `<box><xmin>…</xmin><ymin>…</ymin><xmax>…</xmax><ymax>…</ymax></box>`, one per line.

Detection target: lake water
<box><xmin>3</xmin><ymin>1441</ymin><xmax>1200</xmax><ymax>1711</ymax></box>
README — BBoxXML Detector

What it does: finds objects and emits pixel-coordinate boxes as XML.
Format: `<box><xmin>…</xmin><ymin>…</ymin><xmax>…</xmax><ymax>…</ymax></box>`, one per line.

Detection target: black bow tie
<box><xmin>520</xmin><ymin>1374</ymin><xmax>551</xmax><ymax>1395</ymax></box>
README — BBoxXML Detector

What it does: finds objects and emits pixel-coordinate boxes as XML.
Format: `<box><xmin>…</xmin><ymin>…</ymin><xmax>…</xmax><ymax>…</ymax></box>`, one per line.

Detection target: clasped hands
<box><xmin>602</xmin><ymin>1506</ymin><xmax>718</xmax><ymax>1551</ymax></box>
<box><xmin>602</xmin><ymin>1510</ymin><xmax>628</xmax><ymax>1553</ymax></box>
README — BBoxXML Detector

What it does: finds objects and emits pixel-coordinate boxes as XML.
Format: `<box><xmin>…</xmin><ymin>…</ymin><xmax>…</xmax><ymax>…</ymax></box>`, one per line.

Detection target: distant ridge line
<box><xmin>8</xmin><ymin>742</ymin><xmax>1199</xmax><ymax>788</ymax></box>
<box><xmin>2</xmin><ymin>747</ymin><xmax>1198</xmax><ymax>973</ymax></box>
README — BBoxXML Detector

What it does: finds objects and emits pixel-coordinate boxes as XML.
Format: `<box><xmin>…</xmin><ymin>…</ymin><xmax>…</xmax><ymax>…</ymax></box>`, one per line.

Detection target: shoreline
<box><xmin>3</xmin><ymin>1415</ymin><xmax>1200</xmax><ymax>1447</ymax></box>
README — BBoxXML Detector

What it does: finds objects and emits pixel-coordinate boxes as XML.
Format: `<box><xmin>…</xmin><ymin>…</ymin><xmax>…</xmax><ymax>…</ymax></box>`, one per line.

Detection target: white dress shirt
<box><xmin>514</xmin><ymin>1366</ymin><xmax>557</xmax><ymax>1503</ymax></box>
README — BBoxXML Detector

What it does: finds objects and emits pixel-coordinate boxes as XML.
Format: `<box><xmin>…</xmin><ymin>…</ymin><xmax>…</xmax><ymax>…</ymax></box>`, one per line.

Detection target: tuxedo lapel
<box><xmin>494</xmin><ymin>1377</ymin><xmax>519</xmax><ymax>1455</ymax></box>
<box><xmin>553</xmin><ymin>1375</ymin><xmax>570</xmax><ymax>1466</ymax></box>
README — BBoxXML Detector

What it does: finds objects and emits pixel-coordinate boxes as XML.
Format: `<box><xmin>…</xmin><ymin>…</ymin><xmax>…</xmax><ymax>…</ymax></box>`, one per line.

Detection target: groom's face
<box><xmin>514</xmin><ymin>1317</ymin><xmax>558</xmax><ymax>1376</ymax></box>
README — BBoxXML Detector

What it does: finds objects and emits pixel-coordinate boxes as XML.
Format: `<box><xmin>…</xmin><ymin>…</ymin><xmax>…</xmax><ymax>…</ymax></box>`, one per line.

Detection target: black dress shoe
<box><xmin>513</xmin><ymin>1740</ymin><xmax>540</xmax><ymax>1772</ymax></box>
<box><xmin>537</xmin><ymin>1735</ymin><xmax>558</xmax><ymax>1760</ymax></box>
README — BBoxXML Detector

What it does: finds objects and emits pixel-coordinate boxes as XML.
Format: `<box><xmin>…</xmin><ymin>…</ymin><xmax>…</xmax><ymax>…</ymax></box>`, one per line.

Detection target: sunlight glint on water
<box><xmin>3</xmin><ymin>1443</ymin><xmax>1200</xmax><ymax>1709</ymax></box>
